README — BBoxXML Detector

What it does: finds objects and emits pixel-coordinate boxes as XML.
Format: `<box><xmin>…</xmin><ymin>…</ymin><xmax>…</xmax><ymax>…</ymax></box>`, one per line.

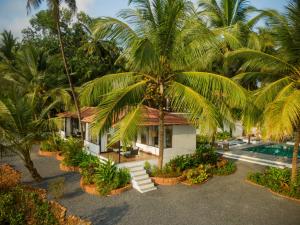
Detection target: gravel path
<box><xmin>1</xmin><ymin>146</ymin><xmax>300</xmax><ymax>225</ymax></box>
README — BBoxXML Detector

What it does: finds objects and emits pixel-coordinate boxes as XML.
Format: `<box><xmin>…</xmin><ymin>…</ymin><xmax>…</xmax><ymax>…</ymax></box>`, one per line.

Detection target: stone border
<box><xmin>59</xmin><ymin>163</ymin><xmax>79</xmax><ymax>172</ymax></box>
<box><xmin>80</xmin><ymin>177</ymin><xmax>132</xmax><ymax>196</ymax></box>
<box><xmin>56</xmin><ymin>153</ymin><xmax>64</xmax><ymax>161</ymax></box>
<box><xmin>245</xmin><ymin>179</ymin><xmax>300</xmax><ymax>203</ymax></box>
<box><xmin>151</xmin><ymin>175</ymin><xmax>184</xmax><ymax>185</ymax></box>
<box><xmin>38</xmin><ymin>149</ymin><xmax>58</xmax><ymax>157</ymax></box>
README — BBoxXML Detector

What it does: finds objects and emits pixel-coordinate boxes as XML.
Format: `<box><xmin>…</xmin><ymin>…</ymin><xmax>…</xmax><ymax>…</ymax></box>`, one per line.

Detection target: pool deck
<box><xmin>217</xmin><ymin>143</ymin><xmax>300</xmax><ymax>168</ymax></box>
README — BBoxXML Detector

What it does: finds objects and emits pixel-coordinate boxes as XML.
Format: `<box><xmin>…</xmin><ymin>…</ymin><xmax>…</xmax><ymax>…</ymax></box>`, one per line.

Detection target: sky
<box><xmin>0</xmin><ymin>0</ymin><xmax>287</xmax><ymax>39</ymax></box>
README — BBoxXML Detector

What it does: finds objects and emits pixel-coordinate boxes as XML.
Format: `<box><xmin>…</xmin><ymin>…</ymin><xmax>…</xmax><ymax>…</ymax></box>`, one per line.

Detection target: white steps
<box><xmin>125</xmin><ymin>163</ymin><xmax>157</xmax><ymax>193</ymax></box>
<box><xmin>217</xmin><ymin>151</ymin><xmax>292</xmax><ymax>168</ymax></box>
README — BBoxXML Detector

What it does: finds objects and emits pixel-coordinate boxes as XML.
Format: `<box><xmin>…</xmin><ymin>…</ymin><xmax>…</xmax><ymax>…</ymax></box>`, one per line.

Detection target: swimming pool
<box><xmin>245</xmin><ymin>144</ymin><xmax>300</xmax><ymax>158</ymax></box>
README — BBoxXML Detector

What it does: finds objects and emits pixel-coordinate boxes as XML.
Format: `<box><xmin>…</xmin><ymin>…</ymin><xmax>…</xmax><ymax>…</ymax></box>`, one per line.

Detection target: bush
<box><xmin>216</xmin><ymin>131</ymin><xmax>231</xmax><ymax>141</ymax></box>
<box><xmin>61</xmin><ymin>138</ymin><xmax>84</xmax><ymax>167</ymax></box>
<box><xmin>183</xmin><ymin>165</ymin><xmax>208</xmax><ymax>184</ymax></box>
<box><xmin>95</xmin><ymin>160</ymin><xmax>131</xmax><ymax>195</ymax></box>
<box><xmin>79</xmin><ymin>154</ymin><xmax>100</xmax><ymax>185</ymax></box>
<box><xmin>0</xmin><ymin>186</ymin><xmax>58</xmax><ymax>225</ymax></box>
<box><xmin>247</xmin><ymin>167</ymin><xmax>300</xmax><ymax>199</ymax></box>
<box><xmin>40</xmin><ymin>135</ymin><xmax>63</xmax><ymax>152</ymax></box>
<box><xmin>196</xmin><ymin>135</ymin><xmax>209</xmax><ymax>147</ymax></box>
<box><xmin>150</xmin><ymin>165</ymin><xmax>181</xmax><ymax>178</ymax></box>
<box><xmin>167</xmin><ymin>145</ymin><xmax>218</xmax><ymax>172</ymax></box>
<box><xmin>211</xmin><ymin>161</ymin><xmax>237</xmax><ymax>176</ymax></box>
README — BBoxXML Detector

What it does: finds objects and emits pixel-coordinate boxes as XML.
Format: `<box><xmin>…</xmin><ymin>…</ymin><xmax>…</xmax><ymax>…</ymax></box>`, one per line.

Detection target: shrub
<box><xmin>79</xmin><ymin>154</ymin><xmax>100</xmax><ymax>185</ymax></box>
<box><xmin>167</xmin><ymin>145</ymin><xmax>218</xmax><ymax>172</ymax></box>
<box><xmin>247</xmin><ymin>167</ymin><xmax>300</xmax><ymax>199</ymax></box>
<box><xmin>40</xmin><ymin>135</ymin><xmax>63</xmax><ymax>152</ymax></box>
<box><xmin>211</xmin><ymin>161</ymin><xmax>237</xmax><ymax>176</ymax></box>
<box><xmin>216</xmin><ymin>131</ymin><xmax>231</xmax><ymax>141</ymax></box>
<box><xmin>184</xmin><ymin>165</ymin><xmax>208</xmax><ymax>184</ymax></box>
<box><xmin>196</xmin><ymin>135</ymin><xmax>209</xmax><ymax>147</ymax></box>
<box><xmin>150</xmin><ymin>165</ymin><xmax>181</xmax><ymax>178</ymax></box>
<box><xmin>61</xmin><ymin>138</ymin><xmax>84</xmax><ymax>167</ymax></box>
<box><xmin>95</xmin><ymin>160</ymin><xmax>131</xmax><ymax>195</ymax></box>
<box><xmin>0</xmin><ymin>164</ymin><xmax>21</xmax><ymax>190</ymax></box>
<box><xmin>144</xmin><ymin>161</ymin><xmax>151</xmax><ymax>174</ymax></box>
<box><xmin>0</xmin><ymin>186</ymin><xmax>58</xmax><ymax>225</ymax></box>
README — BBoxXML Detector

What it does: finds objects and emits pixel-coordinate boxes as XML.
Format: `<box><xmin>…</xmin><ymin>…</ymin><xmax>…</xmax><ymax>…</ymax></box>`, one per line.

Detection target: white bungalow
<box><xmin>58</xmin><ymin>106</ymin><xmax>196</xmax><ymax>165</ymax></box>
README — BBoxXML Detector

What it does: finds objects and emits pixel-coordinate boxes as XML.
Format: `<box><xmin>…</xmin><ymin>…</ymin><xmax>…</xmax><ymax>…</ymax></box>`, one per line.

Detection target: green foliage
<box><xmin>167</xmin><ymin>145</ymin><xmax>218</xmax><ymax>172</ymax></box>
<box><xmin>144</xmin><ymin>161</ymin><xmax>151</xmax><ymax>174</ymax></box>
<box><xmin>248</xmin><ymin>167</ymin><xmax>300</xmax><ymax>199</ymax></box>
<box><xmin>184</xmin><ymin>165</ymin><xmax>209</xmax><ymax>184</ymax></box>
<box><xmin>211</xmin><ymin>161</ymin><xmax>237</xmax><ymax>176</ymax></box>
<box><xmin>61</xmin><ymin>138</ymin><xmax>84</xmax><ymax>167</ymax></box>
<box><xmin>216</xmin><ymin>131</ymin><xmax>232</xmax><ymax>141</ymax></box>
<box><xmin>95</xmin><ymin>160</ymin><xmax>131</xmax><ymax>195</ymax></box>
<box><xmin>150</xmin><ymin>165</ymin><xmax>181</xmax><ymax>178</ymax></box>
<box><xmin>40</xmin><ymin>135</ymin><xmax>63</xmax><ymax>152</ymax></box>
<box><xmin>0</xmin><ymin>186</ymin><xmax>58</xmax><ymax>225</ymax></box>
<box><xmin>79</xmin><ymin>154</ymin><xmax>100</xmax><ymax>185</ymax></box>
<box><xmin>196</xmin><ymin>135</ymin><xmax>210</xmax><ymax>147</ymax></box>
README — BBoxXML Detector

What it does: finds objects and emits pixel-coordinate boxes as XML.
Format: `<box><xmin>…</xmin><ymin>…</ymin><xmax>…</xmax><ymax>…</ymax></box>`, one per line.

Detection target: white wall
<box><xmin>136</xmin><ymin>125</ymin><xmax>197</xmax><ymax>164</ymax></box>
<box><xmin>84</xmin><ymin>123</ymin><xmax>108</xmax><ymax>155</ymax></box>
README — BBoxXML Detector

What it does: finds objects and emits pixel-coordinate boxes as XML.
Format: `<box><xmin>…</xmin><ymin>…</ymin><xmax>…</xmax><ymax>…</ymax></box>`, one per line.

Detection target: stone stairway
<box><xmin>126</xmin><ymin>162</ymin><xmax>157</xmax><ymax>193</ymax></box>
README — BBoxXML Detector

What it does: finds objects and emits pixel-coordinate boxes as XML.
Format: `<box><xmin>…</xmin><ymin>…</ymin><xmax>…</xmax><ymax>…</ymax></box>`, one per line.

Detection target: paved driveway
<box><xmin>1</xmin><ymin>147</ymin><xmax>300</xmax><ymax>225</ymax></box>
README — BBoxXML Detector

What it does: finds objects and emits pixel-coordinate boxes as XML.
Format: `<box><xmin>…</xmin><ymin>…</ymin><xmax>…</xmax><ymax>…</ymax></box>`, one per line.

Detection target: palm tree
<box><xmin>0</xmin><ymin>94</ymin><xmax>55</xmax><ymax>181</ymax></box>
<box><xmin>80</xmin><ymin>0</ymin><xmax>246</xmax><ymax>168</ymax></box>
<box><xmin>0</xmin><ymin>30</ymin><xmax>17</xmax><ymax>61</ymax></box>
<box><xmin>228</xmin><ymin>0</ymin><xmax>300</xmax><ymax>183</ymax></box>
<box><xmin>198</xmin><ymin>0</ymin><xmax>255</xmax><ymax>27</ymax></box>
<box><xmin>26</xmin><ymin>0</ymin><xmax>84</xmax><ymax>140</ymax></box>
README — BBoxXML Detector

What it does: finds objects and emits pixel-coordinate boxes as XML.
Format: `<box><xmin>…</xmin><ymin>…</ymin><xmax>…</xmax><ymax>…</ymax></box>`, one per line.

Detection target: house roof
<box><xmin>58</xmin><ymin>106</ymin><xmax>189</xmax><ymax>126</ymax></box>
<box><xmin>139</xmin><ymin>106</ymin><xmax>189</xmax><ymax>126</ymax></box>
<box><xmin>57</xmin><ymin>107</ymin><xmax>98</xmax><ymax>120</ymax></box>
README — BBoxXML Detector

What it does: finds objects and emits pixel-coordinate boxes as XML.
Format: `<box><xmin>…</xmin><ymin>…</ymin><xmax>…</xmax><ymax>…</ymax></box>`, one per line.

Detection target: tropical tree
<box><xmin>26</xmin><ymin>0</ymin><xmax>85</xmax><ymax>140</ymax></box>
<box><xmin>0</xmin><ymin>30</ymin><xmax>17</xmax><ymax>61</ymax></box>
<box><xmin>0</xmin><ymin>94</ymin><xmax>55</xmax><ymax>181</ymax></box>
<box><xmin>228</xmin><ymin>0</ymin><xmax>300</xmax><ymax>183</ymax></box>
<box><xmin>80</xmin><ymin>0</ymin><xmax>246</xmax><ymax>168</ymax></box>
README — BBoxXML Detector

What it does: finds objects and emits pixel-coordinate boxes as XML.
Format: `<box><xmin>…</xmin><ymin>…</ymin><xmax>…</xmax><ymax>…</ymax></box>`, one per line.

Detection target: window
<box><xmin>150</xmin><ymin>126</ymin><xmax>159</xmax><ymax>147</ymax></box>
<box><xmin>165</xmin><ymin>126</ymin><xmax>172</xmax><ymax>148</ymax></box>
<box><xmin>141</xmin><ymin>127</ymin><xmax>149</xmax><ymax>145</ymax></box>
<box><xmin>89</xmin><ymin>127</ymin><xmax>98</xmax><ymax>144</ymax></box>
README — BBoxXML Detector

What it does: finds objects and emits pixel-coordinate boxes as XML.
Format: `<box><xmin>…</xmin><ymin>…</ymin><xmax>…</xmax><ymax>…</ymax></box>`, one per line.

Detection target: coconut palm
<box><xmin>0</xmin><ymin>30</ymin><xmax>17</xmax><ymax>61</ymax></box>
<box><xmin>228</xmin><ymin>0</ymin><xmax>300</xmax><ymax>183</ymax></box>
<box><xmin>80</xmin><ymin>0</ymin><xmax>246</xmax><ymax>168</ymax></box>
<box><xmin>0</xmin><ymin>94</ymin><xmax>56</xmax><ymax>181</ymax></box>
<box><xmin>26</xmin><ymin>0</ymin><xmax>85</xmax><ymax>140</ymax></box>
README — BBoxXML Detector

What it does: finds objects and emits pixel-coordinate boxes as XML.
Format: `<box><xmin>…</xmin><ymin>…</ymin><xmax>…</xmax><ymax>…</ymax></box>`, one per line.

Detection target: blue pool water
<box><xmin>245</xmin><ymin>144</ymin><xmax>300</xmax><ymax>158</ymax></box>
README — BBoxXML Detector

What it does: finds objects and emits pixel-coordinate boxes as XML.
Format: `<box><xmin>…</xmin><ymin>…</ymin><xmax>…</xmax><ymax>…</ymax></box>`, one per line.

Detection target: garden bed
<box><xmin>151</xmin><ymin>175</ymin><xmax>184</xmax><ymax>185</ymax></box>
<box><xmin>38</xmin><ymin>149</ymin><xmax>58</xmax><ymax>157</ymax></box>
<box><xmin>59</xmin><ymin>163</ymin><xmax>79</xmax><ymax>172</ymax></box>
<box><xmin>56</xmin><ymin>153</ymin><xmax>64</xmax><ymax>161</ymax></box>
<box><xmin>181</xmin><ymin>178</ymin><xmax>209</xmax><ymax>186</ymax></box>
<box><xmin>80</xmin><ymin>178</ymin><xmax>132</xmax><ymax>196</ymax></box>
<box><xmin>245</xmin><ymin>179</ymin><xmax>300</xmax><ymax>203</ymax></box>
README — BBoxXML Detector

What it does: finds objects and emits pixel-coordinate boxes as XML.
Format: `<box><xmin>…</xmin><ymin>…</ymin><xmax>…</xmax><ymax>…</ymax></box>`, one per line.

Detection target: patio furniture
<box><xmin>124</xmin><ymin>147</ymin><xmax>139</xmax><ymax>158</ymax></box>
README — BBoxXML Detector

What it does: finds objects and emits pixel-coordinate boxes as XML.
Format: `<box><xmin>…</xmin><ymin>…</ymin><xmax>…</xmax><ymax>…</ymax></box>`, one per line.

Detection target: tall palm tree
<box><xmin>198</xmin><ymin>0</ymin><xmax>255</xmax><ymax>27</ymax></box>
<box><xmin>228</xmin><ymin>0</ymin><xmax>300</xmax><ymax>183</ymax></box>
<box><xmin>26</xmin><ymin>0</ymin><xmax>84</xmax><ymax>140</ymax></box>
<box><xmin>80</xmin><ymin>0</ymin><xmax>246</xmax><ymax>168</ymax></box>
<box><xmin>0</xmin><ymin>94</ymin><xmax>55</xmax><ymax>181</ymax></box>
<box><xmin>0</xmin><ymin>30</ymin><xmax>17</xmax><ymax>61</ymax></box>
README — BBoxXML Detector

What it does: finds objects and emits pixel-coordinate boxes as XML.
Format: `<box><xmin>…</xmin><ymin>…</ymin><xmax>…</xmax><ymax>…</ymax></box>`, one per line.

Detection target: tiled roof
<box><xmin>57</xmin><ymin>107</ymin><xmax>98</xmax><ymax>121</ymax></box>
<box><xmin>58</xmin><ymin>106</ymin><xmax>189</xmax><ymax>126</ymax></box>
<box><xmin>139</xmin><ymin>106</ymin><xmax>189</xmax><ymax>126</ymax></box>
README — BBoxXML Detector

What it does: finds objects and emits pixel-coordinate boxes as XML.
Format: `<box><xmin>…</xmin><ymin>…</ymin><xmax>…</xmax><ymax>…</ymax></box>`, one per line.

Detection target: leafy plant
<box><xmin>216</xmin><ymin>131</ymin><xmax>232</xmax><ymax>141</ymax></box>
<box><xmin>247</xmin><ymin>167</ymin><xmax>300</xmax><ymax>199</ymax></box>
<box><xmin>79</xmin><ymin>154</ymin><xmax>100</xmax><ymax>185</ymax></box>
<box><xmin>40</xmin><ymin>135</ymin><xmax>63</xmax><ymax>152</ymax></box>
<box><xmin>94</xmin><ymin>160</ymin><xmax>131</xmax><ymax>195</ymax></box>
<box><xmin>150</xmin><ymin>165</ymin><xmax>181</xmax><ymax>178</ymax></box>
<box><xmin>0</xmin><ymin>186</ymin><xmax>58</xmax><ymax>225</ymax></box>
<box><xmin>184</xmin><ymin>165</ymin><xmax>209</xmax><ymax>184</ymax></box>
<box><xmin>211</xmin><ymin>161</ymin><xmax>237</xmax><ymax>176</ymax></box>
<box><xmin>61</xmin><ymin>138</ymin><xmax>84</xmax><ymax>167</ymax></box>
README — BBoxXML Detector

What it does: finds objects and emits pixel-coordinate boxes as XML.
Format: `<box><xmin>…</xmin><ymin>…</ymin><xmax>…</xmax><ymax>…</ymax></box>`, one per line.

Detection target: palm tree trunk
<box><xmin>248</xmin><ymin>134</ymin><xmax>251</xmax><ymax>144</ymax></box>
<box><xmin>23</xmin><ymin>150</ymin><xmax>42</xmax><ymax>182</ymax></box>
<box><xmin>158</xmin><ymin>106</ymin><xmax>165</xmax><ymax>169</ymax></box>
<box><xmin>56</xmin><ymin>20</ymin><xmax>84</xmax><ymax>142</ymax></box>
<box><xmin>291</xmin><ymin>125</ymin><xmax>300</xmax><ymax>184</ymax></box>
